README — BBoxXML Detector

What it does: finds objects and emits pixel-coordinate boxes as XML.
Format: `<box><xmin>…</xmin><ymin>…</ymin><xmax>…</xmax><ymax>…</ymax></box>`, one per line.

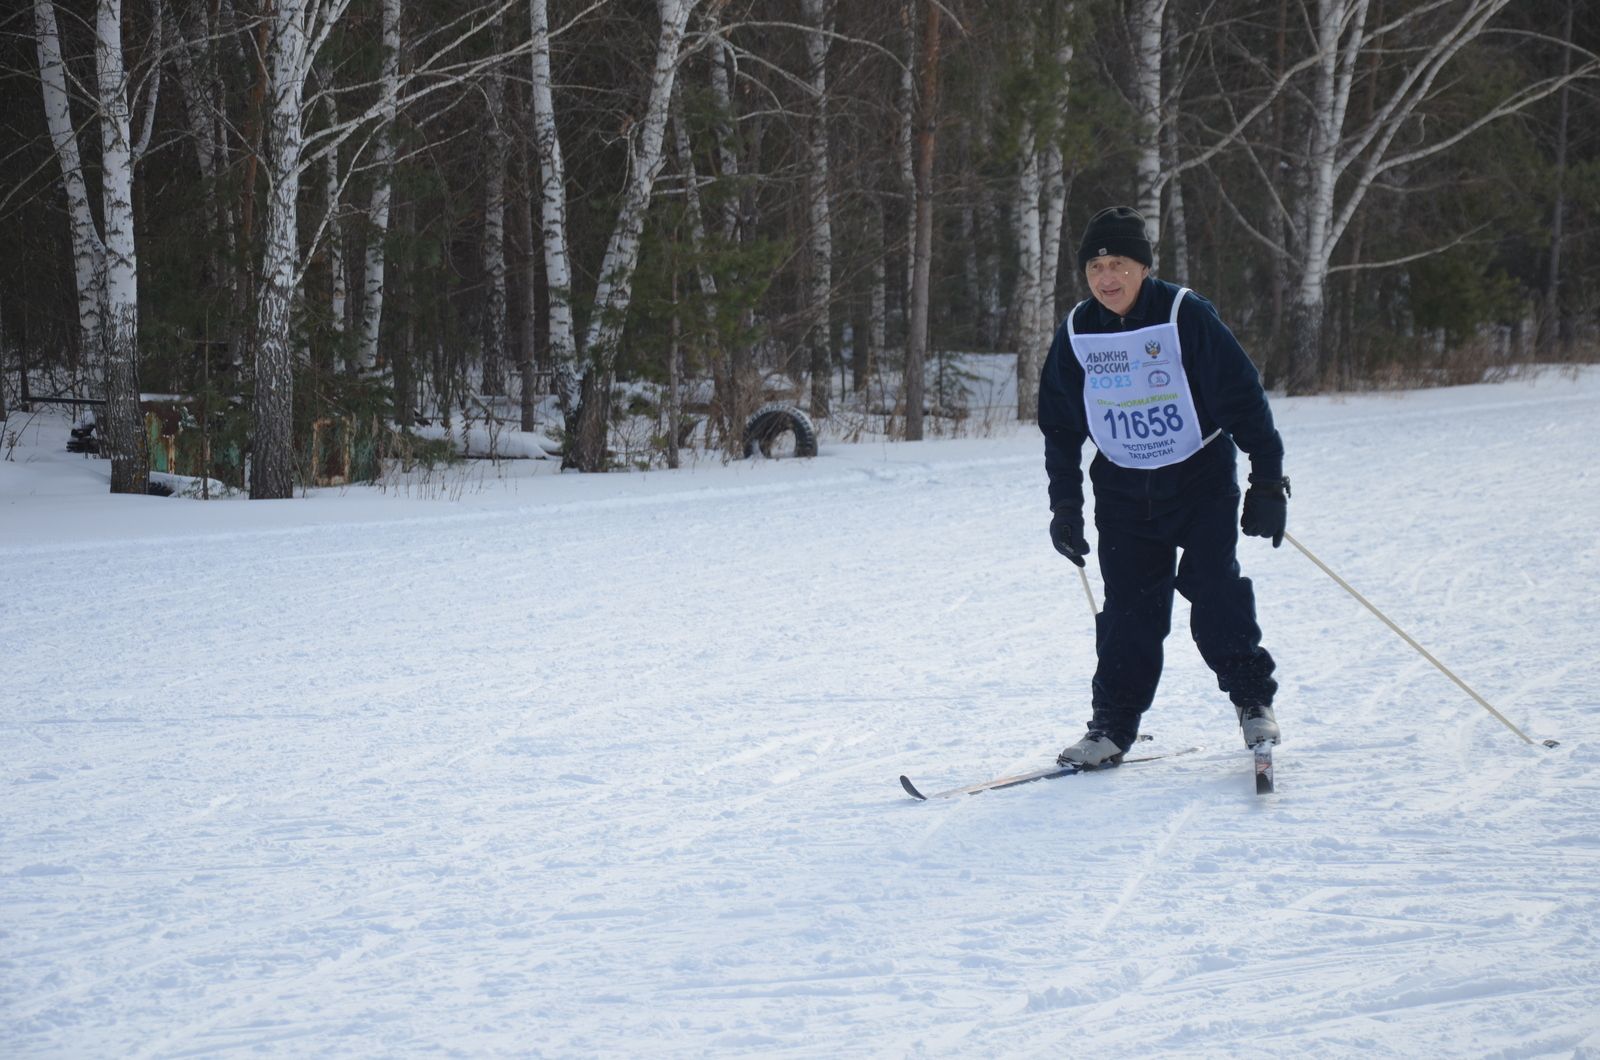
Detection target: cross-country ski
<box><xmin>1253</xmin><ymin>741</ymin><xmax>1275</xmax><ymax>794</ymax></box>
<box><xmin>901</xmin><ymin>744</ymin><xmax>1202</xmax><ymax>799</ymax></box>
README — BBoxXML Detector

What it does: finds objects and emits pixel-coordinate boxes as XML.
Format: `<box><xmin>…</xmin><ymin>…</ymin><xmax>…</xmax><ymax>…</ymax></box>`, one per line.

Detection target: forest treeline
<box><xmin>2</xmin><ymin>0</ymin><xmax>1597</xmax><ymax>495</ymax></box>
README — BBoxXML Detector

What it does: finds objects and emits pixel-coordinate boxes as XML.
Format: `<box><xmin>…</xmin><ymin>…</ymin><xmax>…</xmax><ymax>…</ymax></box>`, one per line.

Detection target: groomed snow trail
<box><xmin>4</xmin><ymin>371</ymin><xmax>1599</xmax><ymax>1057</ymax></box>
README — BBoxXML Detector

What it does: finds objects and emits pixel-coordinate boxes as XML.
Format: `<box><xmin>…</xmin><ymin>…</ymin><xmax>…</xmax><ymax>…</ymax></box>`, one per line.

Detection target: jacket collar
<box><xmin>1088</xmin><ymin>276</ymin><xmax>1157</xmax><ymax>328</ymax></box>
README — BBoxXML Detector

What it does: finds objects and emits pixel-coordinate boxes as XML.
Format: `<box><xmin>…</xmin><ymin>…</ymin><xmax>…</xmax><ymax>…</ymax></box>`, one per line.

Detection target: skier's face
<box><xmin>1085</xmin><ymin>256</ymin><xmax>1148</xmax><ymax>317</ymax></box>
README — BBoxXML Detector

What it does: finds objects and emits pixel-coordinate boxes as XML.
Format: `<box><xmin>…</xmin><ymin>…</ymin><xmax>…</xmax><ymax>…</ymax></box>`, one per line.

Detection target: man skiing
<box><xmin>1039</xmin><ymin>205</ymin><xmax>1289</xmax><ymax>768</ymax></box>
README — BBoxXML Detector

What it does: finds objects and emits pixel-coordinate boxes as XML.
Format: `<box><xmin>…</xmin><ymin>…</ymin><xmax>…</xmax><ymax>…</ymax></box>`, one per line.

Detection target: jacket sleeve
<box><xmin>1038</xmin><ymin>315</ymin><xmax>1088</xmax><ymax>512</ymax></box>
<box><xmin>1180</xmin><ymin>294</ymin><xmax>1284</xmax><ymax>482</ymax></box>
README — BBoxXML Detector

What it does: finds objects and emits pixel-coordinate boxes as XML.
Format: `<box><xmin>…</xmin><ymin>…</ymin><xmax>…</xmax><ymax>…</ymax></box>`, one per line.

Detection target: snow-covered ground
<box><xmin>4</xmin><ymin>369</ymin><xmax>1599</xmax><ymax>1058</ymax></box>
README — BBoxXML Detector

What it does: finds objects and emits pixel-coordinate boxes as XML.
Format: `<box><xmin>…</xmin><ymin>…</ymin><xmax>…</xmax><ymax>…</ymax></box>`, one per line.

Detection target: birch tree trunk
<box><xmin>1037</xmin><ymin>33</ymin><xmax>1072</xmax><ymax>348</ymax></box>
<box><xmin>251</xmin><ymin>0</ymin><xmax>356</xmax><ymax>497</ymax></box>
<box><xmin>480</xmin><ymin>22</ymin><xmax>509</xmax><ymax>397</ymax></box>
<box><xmin>1542</xmin><ymin>0</ymin><xmax>1574</xmax><ymax>351</ymax></box>
<box><xmin>979</xmin><ymin>195</ymin><xmax>1004</xmax><ymax>348</ymax></box>
<box><xmin>959</xmin><ymin>197</ymin><xmax>979</xmax><ymax>335</ymax></box>
<box><xmin>96</xmin><ymin>0</ymin><xmax>148</xmax><ymax>494</ymax></box>
<box><xmin>1279</xmin><ymin>0</ymin><xmax>1572</xmax><ymax>394</ymax></box>
<box><xmin>528</xmin><ymin>0</ymin><xmax>581</xmax><ymax>421</ymax></box>
<box><xmin>1285</xmin><ymin>0</ymin><xmax>1353</xmax><ymax>395</ymax></box>
<box><xmin>868</xmin><ymin>203</ymin><xmax>887</xmax><ymax>391</ymax></box>
<box><xmin>518</xmin><ymin>88</ymin><xmax>541</xmax><ymax>433</ymax></box>
<box><xmin>703</xmin><ymin>9</ymin><xmax>758</xmax><ymax>443</ymax></box>
<box><xmin>670</xmin><ymin>102</ymin><xmax>717</xmax><ymax>304</ymax></box>
<box><xmin>706</xmin><ymin>13</ymin><xmax>741</xmax><ymax>246</ymax></box>
<box><xmin>666</xmin><ymin>273</ymin><xmax>682</xmax><ymax>468</ymax></box>
<box><xmin>168</xmin><ymin>6</ymin><xmax>232</xmax><ymax>285</ymax></box>
<box><xmin>358</xmin><ymin>0</ymin><xmax>401</xmax><ymax>372</ymax></box>
<box><xmin>236</xmin><ymin>15</ymin><xmax>271</xmax><ymax>372</ymax></box>
<box><xmin>1015</xmin><ymin>26</ymin><xmax>1071</xmax><ymax>424</ymax></box>
<box><xmin>898</xmin><ymin>0</ymin><xmax>917</xmax><ymax>334</ymax></box>
<box><xmin>904</xmin><ymin>0</ymin><xmax>942</xmax><ymax>442</ymax></box>
<box><xmin>566</xmin><ymin>0</ymin><xmax>701</xmax><ymax>471</ymax></box>
<box><xmin>1262</xmin><ymin>0</ymin><xmax>1291</xmax><ymax>388</ymax></box>
<box><xmin>1130</xmin><ymin>0</ymin><xmax>1165</xmax><ymax>268</ymax></box>
<box><xmin>1160</xmin><ymin>16</ymin><xmax>1188</xmax><ymax>285</ymax></box>
<box><xmin>33</xmin><ymin>0</ymin><xmax>106</xmax><ymax>377</ymax></box>
<box><xmin>802</xmin><ymin>0</ymin><xmax>833</xmax><ymax>418</ymax></box>
<box><xmin>669</xmin><ymin>96</ymin><xmax>731</xmax><ymax>445</ymax></box>
<box><xmin>320</xmin><ymin>85</ymin><xmax>348</xmax><ymax>347</ymax></box>
<box><xmin>1013</xmin><ymin>125</ymin><xmax>1044</xmax><ymax>422</ymax></box>
<box><xmin>251</xmin><ymin>2</ymin><xmax>315</xmax><ymax>499</ymax></box>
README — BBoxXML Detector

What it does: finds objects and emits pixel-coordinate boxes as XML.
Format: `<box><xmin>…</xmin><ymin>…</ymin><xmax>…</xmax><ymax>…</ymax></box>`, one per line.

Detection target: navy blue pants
<box><xmin>1088</xmin><ymin>487</ymin><xmax>1277</xmax><ymax>745</ymax></box>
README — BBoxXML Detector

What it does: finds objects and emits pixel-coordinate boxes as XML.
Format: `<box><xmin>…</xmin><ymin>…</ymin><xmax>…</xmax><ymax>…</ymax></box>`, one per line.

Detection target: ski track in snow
<box><xmin>4</xmin><ymin>370</ymin><xmax>1600</xmax><ymax>1057</ymax></box>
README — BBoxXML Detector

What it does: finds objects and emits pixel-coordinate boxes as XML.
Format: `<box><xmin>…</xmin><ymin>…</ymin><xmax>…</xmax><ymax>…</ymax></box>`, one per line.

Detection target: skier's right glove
<box><xmin>1050</xmin><ymin>509</ymin><xmax>1091</xmax><ymax>568</ymax></box>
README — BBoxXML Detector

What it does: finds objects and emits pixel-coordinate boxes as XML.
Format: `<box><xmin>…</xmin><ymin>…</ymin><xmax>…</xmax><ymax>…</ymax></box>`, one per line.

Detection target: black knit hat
<box><xmin>1076</xmin><ymin>206</ymin><xmax>1153</xmax><ymax>270</ymax></box>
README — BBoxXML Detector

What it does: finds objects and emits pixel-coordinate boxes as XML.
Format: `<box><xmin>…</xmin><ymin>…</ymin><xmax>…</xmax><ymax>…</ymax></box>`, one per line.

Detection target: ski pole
<box><xmin>1283</xmin><ymin>531</ymin><xmax>1558</xmax><ymax>749</ymax></box>
<box><xmin>1077</xmin><ymin>565</ymin><xmax>1098</xmax><ymax>616</ymax></box>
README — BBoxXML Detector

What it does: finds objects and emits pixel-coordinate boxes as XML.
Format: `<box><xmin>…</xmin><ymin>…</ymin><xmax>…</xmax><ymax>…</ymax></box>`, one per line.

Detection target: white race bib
<box><xmin>1068</xmin><ymin>289</ymin><xmax>1206</xmax><ymax>469</ymax></box>
<box><xmin>1068</xmin><ymin>293</ymin><xmax>1203</xmax><ymax>470</ymax></box>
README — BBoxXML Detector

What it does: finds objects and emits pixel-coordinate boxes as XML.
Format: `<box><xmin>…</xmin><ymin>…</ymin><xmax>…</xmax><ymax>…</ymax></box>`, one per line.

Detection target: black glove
<box><xmin>1241</xmin><ymin>475</ymin><xmax>1291</xmax><ymax>548</ymax></box>
<box><xmin>1050</xmin><ymin>510</ymin><xmax>1091</xmax><ymax>567</ymax></box>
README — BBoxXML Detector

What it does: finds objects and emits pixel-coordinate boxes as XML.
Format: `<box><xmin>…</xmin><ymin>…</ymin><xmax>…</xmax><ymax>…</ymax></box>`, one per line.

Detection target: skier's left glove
<box><xmin>1241</xmin><ymin>475</ymin><xmax>1290</xmax><ymax>548</ymax></box>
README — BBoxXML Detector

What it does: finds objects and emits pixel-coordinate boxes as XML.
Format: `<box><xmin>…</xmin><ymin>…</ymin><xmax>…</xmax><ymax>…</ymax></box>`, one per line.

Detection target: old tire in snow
<box><xmin>743</xmin><ymin>403</ymin><xmax>818</xmax><ymax>459</ymax></box>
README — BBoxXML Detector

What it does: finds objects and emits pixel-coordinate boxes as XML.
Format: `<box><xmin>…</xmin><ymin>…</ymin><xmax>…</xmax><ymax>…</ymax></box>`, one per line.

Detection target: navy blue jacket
<box><xmin>1039</xmin><ymin>277</ymin><xmax>1283</xmax><ymax>518</ymax></box>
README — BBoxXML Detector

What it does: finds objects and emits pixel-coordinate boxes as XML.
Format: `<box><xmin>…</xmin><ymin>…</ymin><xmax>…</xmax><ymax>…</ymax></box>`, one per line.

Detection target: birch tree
<box><xmin>1160</xmin><ymin>13</ymin><xmax>1188</xmax><ymax>284</ymax></box>
<box><xmin>904</xmin><ymin>0</ymin><xmax>944</xmax><ymax>441</ymax></box>
<box><xmin>166</xmin><ymin>6</ymin><xmax>233</xmax><ymax>288</ymax></box>
<box><xmin>1127</xmin><ymin>0</ymin><xmax>1309</xmax><ymax>285</ymax></box>
<box><xmin>865</xmin><ymin>203</ymin><xmax>886</xmax><ymax>390</ymax></box>
<box><xmin>1012</xmin><ymin>18</ymin><xmax>1073</xmax><ymax>423</ymax></box>
<box><xmin>320</xmin><ymin>83</ymin><xmax>348</xmax><ymax>345</ymax></box>
<box><xmin>1541</xmin><ymin>0</ymin><xmax>1576</xmax><ymax>350</ymax></box>
<box><xmin>95</xmin><ymin>0</ymin><xmax>151</xmax><ymax>494</ymax></box>
<box><xmin>33</xmin><ymin>0</ymin><xmax>106</xmax><ymax>375</ymax></box>
<box><xmin>528</xmin><ymin>0</ymin><xmax>580</xmax><ymax>422</ymax></box>
<box><xmin>530</xmin><ymin>0</ymin><xmax>703</xmax><ymax>471</ymax></box>
<box><xmin>897</xmin><ymin>0</ymin><xmax>917</xmax><ymax>332</ymax></box>
<box><xmin>1037</xmin><ymin>52</ymin><xmax>1069</xmax><ymax>334</ymax></box>
<box><xmin>669</xmin><ymin>96</ymin><xmax>729</xmax><ymax>434</ymax></box>
<box><xmin>517</xmin><ymin>82</ymin><xmax>541</xmax><ymax>432</ymax></box>
<box><xmin>33</xmin><ymin>0</ymin><xmax>153</xmax><ymax>493</ymax></box>
<box><xmin>705</xmin><ymin>8</ymin><xmax>741</xmax><ymax>247</ymax></box>
<box><xmin>1013</xmin><ymin>121</ymin><xmax>1045</xmax><ymax>420</ymax></box>
<box><xmin>1130</xmin><ymin>0</ymin><xmax>1165</xmax><ymax>265</ymax></box>
<box><xmin>702</xmin><ymin>5</ymin><xmax>758</xmax><ymax>444</ymax></box>
<box><xmin>1262</xmin><ymin>0</ymin><xmax>1595</xmax><ymax>393</ymax></box>
<box><xmin>480</xmin><ymin>17</ymin><xmax>510</xmax><ymax>397</ymax></box>
<box><xmin>357</xmin><ymin>0</ymin><xmax>402</xmax><ymax>372</ymax></box>
<box><xmin>801</xmin><ymin>0</ymin><xmax>834</xmax><ymax>418</ymax></box>
<box><xmin>252</xmin><ymin>2</ymin><xmax>340</xmax><ymax>498</ymax></box>
<box><xmin>245</xmin><ymin>0</ymin><xmax>519</xmax><ymax>495</ymax></box>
